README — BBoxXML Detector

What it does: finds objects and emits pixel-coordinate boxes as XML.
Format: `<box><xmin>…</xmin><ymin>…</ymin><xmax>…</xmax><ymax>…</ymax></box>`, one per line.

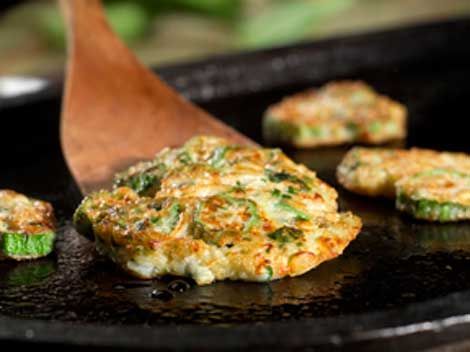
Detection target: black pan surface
<box><xmin>1</xmin><ymin>18</ymin><xmax>470</xmax><ymax>351</ymax></box>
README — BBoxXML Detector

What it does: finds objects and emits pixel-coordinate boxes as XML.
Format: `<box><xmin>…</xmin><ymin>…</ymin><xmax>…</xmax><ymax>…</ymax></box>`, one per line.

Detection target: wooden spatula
<box><xmin>60</xmin><ymin>0</ymin><xmax>253</xmax><ymax>195</ymax></box>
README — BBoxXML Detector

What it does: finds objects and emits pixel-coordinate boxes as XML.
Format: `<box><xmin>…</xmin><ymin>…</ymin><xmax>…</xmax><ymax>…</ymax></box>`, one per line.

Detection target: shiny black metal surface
<box><xmin>1</xmin><ymin>18</ymin><xmax>470</xmax><ymax>351</ymax></box>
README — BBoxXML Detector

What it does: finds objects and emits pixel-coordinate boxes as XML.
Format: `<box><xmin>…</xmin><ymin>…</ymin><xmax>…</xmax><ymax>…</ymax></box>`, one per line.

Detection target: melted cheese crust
<box><xmin>263</xmin><ymin>81</ymin><xmax>407</xmax><ymax>147</ymax></box>
<box><xmin>76</xmin><ymin>136</ymin><xmax>361</xmax><ymax>285</ymax></box>
<box><xmin>0</xmin><ymin>190</ymin><xmax>55</xmax><ymax>235</ymax></box>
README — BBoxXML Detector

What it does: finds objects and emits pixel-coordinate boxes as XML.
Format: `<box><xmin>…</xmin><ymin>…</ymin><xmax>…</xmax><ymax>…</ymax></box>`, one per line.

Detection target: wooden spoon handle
<box><xmin>60</xmin><ymin>0</ymin><xmax>141</xmax><ymax>71</ymax></box>
<box><xmin>60</xmin><ymin>0</ymin><xmax>254</xmax><ymax>195</ymax></box>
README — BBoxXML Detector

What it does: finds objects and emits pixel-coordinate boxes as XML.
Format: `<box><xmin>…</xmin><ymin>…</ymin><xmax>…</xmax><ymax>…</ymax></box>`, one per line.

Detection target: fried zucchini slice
<box><xmin>337</xmin><ymin>147</ymin><xmax>470</xmax><ymax>198</ymax></box>
<box><xmin>396</xmin><ymin>169</ymin><xmax>470</xmax><ymax>222</ymax></box>
<box><xmin>0</xmin><ymin>190</ymin><xmax>56</xmax><ymax>260</ymax></box>
<box><xmin>263</xmin><ymin>81</ymin><xmax>407</xmax><ymax>148</ymax></box>
<box><xmin>75</xmin><ymin>136</ymin><xmax>362</xmax><ymax>285</ymax></box>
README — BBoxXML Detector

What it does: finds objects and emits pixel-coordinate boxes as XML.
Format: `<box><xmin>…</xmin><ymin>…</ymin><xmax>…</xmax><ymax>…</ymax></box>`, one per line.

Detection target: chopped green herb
<box><xmin>277</xmin><ymin>201</ymin><xmax>311</xmax><ymax>221</ymax></box>
<box><xmin>265</xmin><ymin>169</ymin><xmax>311</xmax><ymax>190</ymax></box>
<box><xmin>346</xmin><ymin>122</ymin><xmax>359</xmax><ymax>136</ymax></box>
<box><xmin>287</xmin><ymin>186</ymin><xmax>297</xmax><ymax>195</ymax></box>
<box><xmin>117</xmin><ymin>220</ymin><xmax>127</xmax><ymax>229</ymax></box>
<box><xmin>243</xmin><ymin>200</ymin><xmax>260</xmax><ymax>232</ymax></box>
<box><xmin>231</xmin><ymin>181</ymin><xmax>245</xmax><ymax>193</ymax></box>
<box><xmin>271</xmin><ymin>189</ymin><xmax>281</xmax><ymax>197</ymax></box>
<box><xmin>368</xmin><ymin>121</ymin><xmax>382</xmax><ymax>134</ymax></box>
<box><xmin>268</xmin><ymin>226</ymin><xmax>303</xmax><ymax>246</ymax></box>
<box><xmin>128</xmin><ymin>173</ymin><xmax>157</xmax><ymax>195</ymax></box>
<box><xmin>307</xmin><ymin>126</ymin><xmax>324</xmax><ymax>137</ymax></box>
<box><xmin>153</xmin><ymin>203</ymin><xmax>181</xmax><ymax>233</ymax></box>
<box><xmin>209</xmin><ymin>146</ymin><xmax>230</xmax><ymax>168</ymax></box>
<box><xmin>265</xmin><ymin>266</ymin><xmax>273</xmax><ymax>280</ymax></box>
<box><xmin>178</xmin><ymin>151</ymin><xmax>193</xmax><ymax>165</ymax></box>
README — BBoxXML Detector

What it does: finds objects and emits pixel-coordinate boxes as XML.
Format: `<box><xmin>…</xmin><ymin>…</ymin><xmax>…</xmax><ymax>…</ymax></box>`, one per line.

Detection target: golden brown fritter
<box><xmin>263</xmin><ymin>81</ymin><xmax>407</xmax><ymax>148</ymax></box>
<box><xmin>75</xmin><ymin>136</ymin><xmax>362</xmax><ymax>285</ymax></box>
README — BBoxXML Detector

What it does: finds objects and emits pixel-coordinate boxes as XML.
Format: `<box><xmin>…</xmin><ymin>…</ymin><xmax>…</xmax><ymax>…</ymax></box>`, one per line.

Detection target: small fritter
<box><xmin>75</xmin><ymin>136</ymin><xmax>361</xmax><ymax>285</ymax></box>
<box><xmin>263</xmin><ymin>81</ymin><xmax>407</xmax><ymax>148</ymax></box>
<box><xmin>396</xmin><ymin>169</ymin><xmax>470</xmax><ymax>222</ymax></box>
<box><xmin>0</xmin><ymin>190</ymin><xmax>56</xmax><ymax>260</ymax></box>
<box><xmin>337</xmin><ymin>147</ymin><xmax>470</xmax><ymax>198</ymax></box>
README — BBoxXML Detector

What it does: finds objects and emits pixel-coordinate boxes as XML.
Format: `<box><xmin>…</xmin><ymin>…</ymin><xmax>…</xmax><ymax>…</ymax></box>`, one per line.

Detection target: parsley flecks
<box><xmin>287</xmin><ymin>186</ymin><xmax>297</xmax><ymax>195</ymax></box>
<box><xmin>150</xmin><ymin>216</ymin><xmax>160</xmax><ymax>224</ymax></box>
<box><xmin>368</xmin><ymin>121</ymin><xmax>382</xmax><ymax>134</ymax></box>
<box><xmin>265</xmin><ymin>266</ymin><xmax>273</xmax><ymax>280</ymax></box>
<box><xmin>277</xmin><ymin>201</ymin><xmax>311</xmax><ymax>221</ymax></box>
<box><xmin>209</xmin><ymin>146</ymin><xmax>230</xmax><ymax>167</ymax></box>
<box><xmin>267</xmin><ymin>226</ymin><xmax>303</xmax><ymax>246</ymax></box>
<box><xmin>271</xmin><ymin>188</ymin><xmax>292</xmax><ymax>199</ymax></box>
<box><xmin>178</xmin><ymin>151</ymin><xmax>193</xmax><ymax>165</ymax></box>
<box><xmin>346</xmin><ymin>122</ymin><xmax>359</xmax><ymax>135</ymax></box>
<box><xmin>153</xmin><ymin>203</ymin><xmax>181</xmax><ymax>234</ymax></box>
<box><xmin>265</xmin><ymin>169</ymin><xmax>311</xmax><ymax>190</ymax></box>
<box><xmin>232</xmin><ymin>181</ymin><xmax>245</xmax><ymax>193</ymax></box>
<box><xmin>128</xmin><ymin>173</ymin><xmax>157</xmax><ymax>195</ymax></box>
<box><xmin>243</xmin><ymin>200</ymin><xmax>260</xmax><ymax>232</ymax></box>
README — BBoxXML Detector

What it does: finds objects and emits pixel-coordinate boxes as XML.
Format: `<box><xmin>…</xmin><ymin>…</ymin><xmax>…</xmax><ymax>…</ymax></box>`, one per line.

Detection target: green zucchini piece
<box><xmin>396</xmin><ymin>169</ymin><xmax>470</xmax><ymax>222</ymax></box>
<box><xmin>0</xmin><ymin>190</ymin><xmax>56</xmax><ymax>260</ymax></box>
<box><xmin>1</xmin><ymin>232</ymin><xmax>55</xmax><ymax>259</ymax></box>
<box><xmin>396</xmin><ymin>193</ymin><xmax>470</xmax><ymax>223</ymax></box>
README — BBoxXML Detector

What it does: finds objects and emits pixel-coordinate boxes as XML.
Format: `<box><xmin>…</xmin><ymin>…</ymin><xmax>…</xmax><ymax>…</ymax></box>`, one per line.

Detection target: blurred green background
<box><xmin>1</xmin><ymin>0</ymin><xmax>470</xmax><ymax>76</ymax></box>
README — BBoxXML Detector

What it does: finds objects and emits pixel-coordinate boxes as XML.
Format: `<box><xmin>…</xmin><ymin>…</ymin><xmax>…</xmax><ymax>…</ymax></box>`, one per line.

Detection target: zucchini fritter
<box><xmin>396</xmin><ymin>169</ymin><xmax>470</xmax><ymax>222</ymax></box>
<box><xmin>263</xmin><ymin>81</ymin><xmax>407</xmax><ymax>148</ymax></box>
<box><xmin>337</xmin><ymin>147</ymin><xmax>470</xmax><ymax>198</ymax></box>
<box><xmin>75</xmin><ymin>136</ymin><xmax>361</xmax><ymax>285</ymax></box>
<box><xmin>0</xmin><ymin>190</ymin><xmax>56</xmax><ymax>260</ymax></box>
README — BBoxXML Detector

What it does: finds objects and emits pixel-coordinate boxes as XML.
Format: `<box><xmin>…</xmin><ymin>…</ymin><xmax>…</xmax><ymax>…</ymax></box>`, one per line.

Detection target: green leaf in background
<box><xmin>146</xmin><ymin>0</ymin><xmax>241</xmax><ymax>20</ymax></box>
<box><xmin>37</xmin><ymin>2</ymin><xmax>151</xmax><ymax>49</ymax></box>
<box><xmin>237</xmin><ymin>0</ymin><xmax>354</xmax><ymax>49</ymax></box>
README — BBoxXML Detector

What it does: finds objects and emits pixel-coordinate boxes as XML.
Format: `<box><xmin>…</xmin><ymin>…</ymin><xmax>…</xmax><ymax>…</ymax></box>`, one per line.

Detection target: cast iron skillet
<box><xmin>1</xmin><ymin>18</ymin><xmax>470</xmax><ymax>351</ymax></box>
